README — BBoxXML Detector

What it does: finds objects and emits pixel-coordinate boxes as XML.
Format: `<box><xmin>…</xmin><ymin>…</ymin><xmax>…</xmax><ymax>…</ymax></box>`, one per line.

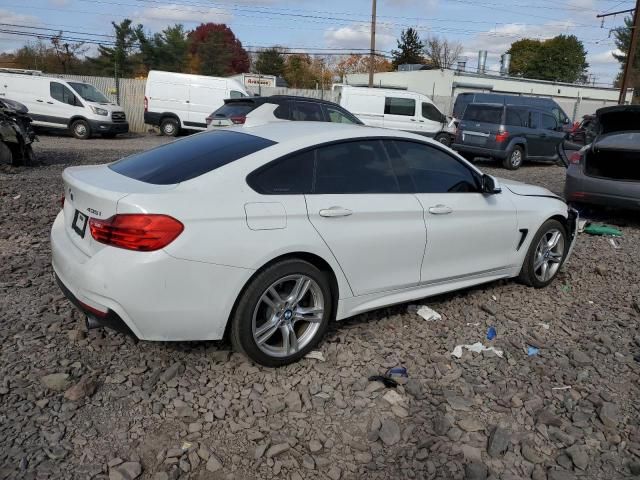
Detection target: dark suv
<box><xmin>206</xmin><ymin>95</ymin><xmax>363</xmax><ymax>128</ymax></box>
<box><xmin>452</xmin><ymin>103</ymin><xmax>566</xmax><ymax>170</ymax></box>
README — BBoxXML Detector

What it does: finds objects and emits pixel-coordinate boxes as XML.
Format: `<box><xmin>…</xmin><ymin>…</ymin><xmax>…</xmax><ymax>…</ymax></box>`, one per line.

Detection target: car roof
<box><xmin>225</xmin><ymin>95</ymin><xmax>342</xmax><ymax>107</ymax></box>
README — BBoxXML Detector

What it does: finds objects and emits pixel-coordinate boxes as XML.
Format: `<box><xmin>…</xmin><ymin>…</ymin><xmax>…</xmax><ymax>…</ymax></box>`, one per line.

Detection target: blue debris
<box><xmin>486</xmin><ymin>326</ymin><xmax>497</xmax><ymax>341</ymax></box>
<box><xmin>527</xmin><ymin>346</ymin><xmax>540</xmax><ymax>356</ymax></box>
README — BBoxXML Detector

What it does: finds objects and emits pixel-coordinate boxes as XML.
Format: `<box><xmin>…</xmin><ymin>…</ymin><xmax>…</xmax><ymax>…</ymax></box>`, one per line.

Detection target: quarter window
<box><xmin>384</xmin><ymin>97</ymin><xmax>415</xmax><ymax>116</ymax></box>
<box><xmin>314</xmin><ymin>141</ymin><xmax>399</xmax><ymax>194</ymax></box>
<box><xmin>292</xmin><ymin>101</ymin><xmax>324</xmax><ymax>121</ymax></box>
<box><xmin>50</xmin><ymin>82</ymin><xmax>79</xmax><ymax>106</ymax></box>
<box><xmin>248</xmin><ymin>150</ymin><xmax>314</xmax><ymax>194</ymax></box>
<box><xmin>392</xmin><ymin>141</ymin><xmax>479</xmax><ymax>193</ymax></box>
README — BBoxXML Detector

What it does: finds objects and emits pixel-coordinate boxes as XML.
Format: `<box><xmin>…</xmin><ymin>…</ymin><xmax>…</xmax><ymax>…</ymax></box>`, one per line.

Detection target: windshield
<box><xmin>68</xmin><ymin>82</ymin><xmax>110</xmax><ymax>103</ymax></box>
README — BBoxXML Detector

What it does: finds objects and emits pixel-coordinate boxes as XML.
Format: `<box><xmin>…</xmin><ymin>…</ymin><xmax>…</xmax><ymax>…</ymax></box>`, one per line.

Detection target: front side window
<box><xmin>392</xmin><ymin>140</ymin><xmax>479</xmax><ymax>193</ymax></box>
<box><xmin>110</xmin><ymin>131</ymin><xmax>275</xmax><ymax>185</ymax></box>
<box><xmin>325</xmin><ymin>106</ymin><xmax>359</xmax><ymax>124</ymax></box>
<box><xmin>50</xmin><ymin>82</ymin><xmax>80</xmax><ymax>106</ymax></box>
<box><xmin>291</xmin><ymin>101</ymin><xmax>324</xmax><ymax>121</ymax></box>
<box><xmin>248</xmin><ymin>150</ymin><xmax>314</xmax><ymax>194</ymax></box>
<box><xmin>384</xmin><ymin>97</ymin><xmax>415</xmax><ymax>116</ymax></box>
<box><xmin>314</xmin><ymin>141</ymin><xmax>399</xmax><ymax>194</ymax></box>
<box><xmin>421</xmin><ymin>102</ymin><xmax>444</xmax><ymax>122</ymax></box>
<box><xmin>67</xmin><ymin>82</ymin><xmax>109</xmax><ymax>103</ymax></box>
<box><xmin>541</xmin><ymin>113</ymin><xmax>558</xmax><ymax>130</ymax></box>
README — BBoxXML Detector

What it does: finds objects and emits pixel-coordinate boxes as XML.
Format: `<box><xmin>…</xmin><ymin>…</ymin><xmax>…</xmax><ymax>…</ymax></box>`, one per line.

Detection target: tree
<box><xmin>613</xmin><ymin>15</ymin><xmax>640</xmax><ymax>99</ymax></box>
<box><xmin>50</xmin><ymin>32</ymin><xmax>88</xmax><ymax>74</ymax></box>
<box><xmin>422</xmin><ymin>36</ymin><xmax>463</xmax><ymax>69</ymax></box>
<box><xmin>507</xmin><ymin>35</ymin><xmax>588</xmax><ymax>83</ymax></box>
<box><xmin>391</xmin><ymin>28</ymin><xmax>424</xmax><ymax>68</ymax></box>
<box><xmin>283</xmin><ymin>54</ymin><xmax>315</xmax><ymax>88</ymax></box>
<box><xmin>90</xmin><ymin>19</ymin><xmax>141</xmax><ymax>77</ymax></box>
<box><xmin>334</xmin><ymin>54</ymin><xmax>393</xmax><ymax>79</ymax></box>
<box><xmin>137</xmin><ymin>24</ymin><xmax>189</xmax><ymax>73</ymax></box>
<box><xmin>254</xmin><ymin>47</ymin><xmax>286</xmax><ymax>76</ymax></box>
<box><xmin>187</xmin><ymin>23</ymin><xmax>249</xmax><ymax>76</ymax></box>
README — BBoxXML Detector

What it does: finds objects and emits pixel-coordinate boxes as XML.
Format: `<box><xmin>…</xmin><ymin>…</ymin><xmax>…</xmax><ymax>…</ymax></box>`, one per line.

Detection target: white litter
<box><xmin>305</xmin><ymin>351</ymin><xmax>325</xmax><ymax>362</ymax></box>
<box><xmin>416</xmin><ymin>306</ymin><xmax>442</xmax><ymax>322</ymax></box>
<box><xmin>451</xmin><ymin>342</ymin><xmax>504</xmax><ymax>359</ymax></box>
<box><xmin>466</xmin><ymin>322</ymin><xmax>480</xmax><ymax>327</ymax></box>
<box><xmin>491</xmin><ymin>295</ymin><xmax>497</xmax><ymax>301</ymax></box>
<box><xmin>538</xmin><ymin>322</ymin><xmax>550</xmax><ymax>330</ymax></box>
<box><xmin>578</xmin><ymin>219</ymin><xmax>587</xmax><ymax>233</ymax></box>
<box><xmin>608</xmin><ymin>238</ymin><xmax>621</xmax><ymax>249</ymax></box>
<box><xmin>13</xmin><ymin>194</ymin><xmax>21</xmax><ymax>200</ymax></box>
<box><xmin>552</xmin><ymin>386</ymin><xmax>572</xmax><ymax>391</ymax></box>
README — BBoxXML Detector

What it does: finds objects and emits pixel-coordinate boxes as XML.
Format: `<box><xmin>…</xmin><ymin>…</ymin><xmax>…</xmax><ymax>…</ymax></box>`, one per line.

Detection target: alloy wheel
<box><xmin>251</xmin><ymin>274</ymin><xmax>324</xmax><ymax>358</ymax></box>
<box><xmin>510</xmin><ymin>149</ymin><xmax>522</xmax><ymax>167</ymax></box>
<box><xmin>75</xmin><ymin>124</ymin><xmax>87</xmax><ymax>136</ymax></box>
<box><xmin>533</xmin><ymin>228</ymin><xmax>565</xmax><ymax>282</ymax></box>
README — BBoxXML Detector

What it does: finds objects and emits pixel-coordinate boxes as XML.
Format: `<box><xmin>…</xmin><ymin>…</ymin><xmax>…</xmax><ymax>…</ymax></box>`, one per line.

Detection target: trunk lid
<box><xmin>595</xmin><ymin>105</ymin><xmax>640</xmax><ymax>135</ymax></box>
<box><xmin>62</xmin><ymin>165</ymin><xmax>177</xmax><ymax>256</ymax></box>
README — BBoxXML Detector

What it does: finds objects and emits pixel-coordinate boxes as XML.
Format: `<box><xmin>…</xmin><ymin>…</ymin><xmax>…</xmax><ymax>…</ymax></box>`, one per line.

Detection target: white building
<box><xmin>346</xmin><ymin>69</ymin><xmax>633</xmax><ymax>121</ymax></box>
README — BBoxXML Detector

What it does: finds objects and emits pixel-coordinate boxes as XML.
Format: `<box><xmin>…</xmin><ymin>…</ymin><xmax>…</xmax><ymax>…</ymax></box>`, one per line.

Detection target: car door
<box><xmin>388</xmin><ymin>140</ymin><xmax>519</xmax><ymax>283</ymax></box>
<box><xmin>526</xmin><ymin>110</ymin><xmax>545</xmax><ymax>157</ymax></box>
<box><xmin>383</xmin><ymin>96</ymin><xmax>417</xmax><ymax>132</ymax></box>
<box><xmin>304</xmin><ymin>140</ymin><xmax>426</xmax><ymax>296</ymax></box>
<box><xmin>47</xmin><ymin>81</ymin><xmax>83</xmax><ymax>127</ymax></box>
<box><xmin>539</xmin><ymin>113</ymin><xmax>565</xmax><ymax>159</ymax></box>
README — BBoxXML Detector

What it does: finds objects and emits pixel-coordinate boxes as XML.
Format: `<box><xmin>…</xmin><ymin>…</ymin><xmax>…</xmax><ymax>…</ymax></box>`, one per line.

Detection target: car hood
<box><xmin>497</xmin><ymin>177</ymin><xmax>561</xmax><ymax>199</ymax></box>
<box><xmin>596</xmin><ymin>105</ymin><xmax>640</xmax><ymax>134</ymax></box>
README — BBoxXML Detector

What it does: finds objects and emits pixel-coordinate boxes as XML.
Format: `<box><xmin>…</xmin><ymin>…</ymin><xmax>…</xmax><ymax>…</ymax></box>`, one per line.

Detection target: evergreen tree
<box><xmin>391</xmin><ymin>28</ymin><xmax>424</xmax><ymax>68</ymax></box>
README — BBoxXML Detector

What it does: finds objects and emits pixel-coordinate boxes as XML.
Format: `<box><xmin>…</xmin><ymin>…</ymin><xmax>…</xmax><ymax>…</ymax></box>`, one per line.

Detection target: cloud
<box><xmin>135</xmin><ymin>4</ymin><xmax>233</xmax><ymax>29</ymax></box>
<box><xmin>588</xmin><ymin>49</ymin><xmax>621</xmax><ymax>65</ymax></box>
<box><xmin>48</xmin><ymin>0</ymin><xmax>71</xmax><ymax>6</ymax></box>
<box><xmin>0</xmin><ymin>9</ymin><xmax>42</xmax><ymax>53</ymax></box>
<box><xmin>324</xmin><ymin>24</ymin><xmax>395</xmax><ymax>52</ymax></box>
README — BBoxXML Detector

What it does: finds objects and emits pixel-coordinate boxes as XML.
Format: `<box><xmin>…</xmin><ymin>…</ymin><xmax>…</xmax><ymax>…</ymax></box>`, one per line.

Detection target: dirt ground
<box><xmin>1</xmin><ymin>133</ymin><xmax>639</xmax><ymax>480</ymax></box>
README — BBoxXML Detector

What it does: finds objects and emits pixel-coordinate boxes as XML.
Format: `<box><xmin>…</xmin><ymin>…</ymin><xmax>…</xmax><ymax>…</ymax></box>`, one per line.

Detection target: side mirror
<box><xmin>563</xmin><ymin>117</ymin><xmax>570</xmax><ymax>125</ymax></box>
<box><xmin>482</xmin><ymin>174</ymin><xmax>501</xmax><ymax>194</ymax></box>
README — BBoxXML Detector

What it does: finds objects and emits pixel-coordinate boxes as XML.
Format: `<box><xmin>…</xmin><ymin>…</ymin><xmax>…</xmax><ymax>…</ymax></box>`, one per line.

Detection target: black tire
<box><xmin>518</xmin><ymin>219</ymin><xmax>567</xmax><ymax>288</ymax></box>
<box><xmin>71</xmin><ymin>119</ymin><xmax>91</xmax><ymax>140</ymax></box>
<box><xmin>160</xmin><ymin>117</ymin><xmax>179</xmax><ymax>137</ymax></box>
<box><xmin>230</xmin><ymin>259</ymin><xmax>333</xmax><ymax>367</ymax></box>
<box><xmin>22</xmin><ymin>145</ymin><xmax>34</xmax><ymax>166</ymax></box>
<box><xmin>503</xmin><ymin>145</ymin><xmax>525</xmax><ymax>170</ymax></box>
<box><xmin>434</xmin><ymin>133</ymin><xmax>452</xmax><ymax>147</ymax></box>
<box><xmin>0</xmin><ymin>142</ymin><xmax>13</xmax><ymax>165</ymax></box>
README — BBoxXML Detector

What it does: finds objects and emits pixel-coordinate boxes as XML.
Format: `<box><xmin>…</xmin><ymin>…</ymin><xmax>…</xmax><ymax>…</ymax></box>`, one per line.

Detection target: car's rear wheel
<box><xmin>518</xmin><ymin>219</ymin><xmax>567</xmax><ymax>288</ymax></box>
<box><xmin>71</xmin><ymin>120</ymin><xmax>91</xmax><ymax>140</ymax></box>
<box><xmin>160</xmin><ymin>118</ymin><xmax>179</xmax><ymax>137</ymax></box>
<box><xmin>230</xmin><ymin>259</ymin><xmax>333</xmax><ymax>367</ymax></box>
<box><xmin>503</xmin><ymin>145</ymin><xmax>524</xmax><ymax>170</ymax></box>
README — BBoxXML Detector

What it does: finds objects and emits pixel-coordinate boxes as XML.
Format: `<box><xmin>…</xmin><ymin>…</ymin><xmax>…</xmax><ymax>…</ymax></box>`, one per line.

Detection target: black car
<box><xmin>0</xmin><ymin>98</ymin><xmax>36</xmax><ymax>166</ymax></box>
<box><xmin>452</xmin><ymin>103</ymin><xmax>567</xmax><ymax>170</ymax></box>
<box><xmin>206</xmin><ymin>95</ymin><xmax>363</xmax><ymax>128</ymax></box>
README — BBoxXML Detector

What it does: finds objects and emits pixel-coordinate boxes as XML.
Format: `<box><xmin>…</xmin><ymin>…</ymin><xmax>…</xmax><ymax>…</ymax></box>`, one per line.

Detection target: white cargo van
<box><xmin>144</xmin><ymin>70</ymin><xmax>249</xmax><ymax>136</ymax></box>
<box><xmin>0</xmin><ymin>69</ymin><xmax>128</xmax><ymax>139</ymax></box>
<box><xmin>335</xmin><ymin>85</ymin><xmax>455</xmax><ymax>145</ymax></box>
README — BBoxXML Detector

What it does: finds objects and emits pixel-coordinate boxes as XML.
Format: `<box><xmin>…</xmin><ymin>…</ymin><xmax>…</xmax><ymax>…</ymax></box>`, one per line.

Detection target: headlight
<box><xmin>90</xmin><ymin>106</ymin><xmax>108</xmax><ymax>116</ymax></box>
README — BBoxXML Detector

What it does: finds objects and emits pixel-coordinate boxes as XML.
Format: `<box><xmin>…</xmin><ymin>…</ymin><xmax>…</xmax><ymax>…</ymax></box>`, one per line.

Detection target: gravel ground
<box><xmin>1</xmin><ymin>133</ymin><xmax>639</xmax><ymax>480</ymax></box>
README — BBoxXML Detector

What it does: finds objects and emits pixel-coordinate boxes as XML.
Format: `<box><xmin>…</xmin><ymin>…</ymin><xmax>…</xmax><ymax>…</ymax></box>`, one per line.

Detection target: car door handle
<box><xmin>319</xmin><ymin>207</ymin><xmax>353</xmax><ymax>217</ymax></box>
<box><xmin>409</xmin><ymin>118</ymin><xmax>416</xmax><ymax>121</ymax></box>
<box><xmin>428</xmin><ymin>205</ymin><xmax>453</xmax><ymax>215</ymax></box>
<box><xmin>36</xmin><ymin>99</ymin><xmax>44</xmax><ymax>102</ymax></box>
<box><xmin>47</xmin><ymin>101</ymin><xmax>54</xmax><ymax>104</ymax></box>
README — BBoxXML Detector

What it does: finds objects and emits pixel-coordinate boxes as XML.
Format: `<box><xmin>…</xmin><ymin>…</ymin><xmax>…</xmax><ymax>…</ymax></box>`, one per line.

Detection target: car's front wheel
<box><xmin>518</xmin><ymin>219</ymin><xmax>567</xmax><ymax>288</ymax></box>
<box><xmin>71</xmin><ymin>119</ymin><xmax>91</xmax><ymax>140</ymax></box>
<box><xmin>230</xmin><ymin>259</ymin><xmax>333</xmax><ymax>367</ymax></box>
<box><xmin>434</xmin><ymin>133</ymin><xmax>452</xmax><ymax>147</ymax></box>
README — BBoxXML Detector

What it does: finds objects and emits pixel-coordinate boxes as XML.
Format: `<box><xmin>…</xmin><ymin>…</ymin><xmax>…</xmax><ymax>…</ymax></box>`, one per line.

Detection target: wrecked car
<box><xmin>0</xmin><ymin>97</ymin><xmax>36</xmax><ymax>166</ymax></box>
<box><xmin>565</xmin><ymin>105</ymin><xmax>640</xmax><ymax>210</ymax></box>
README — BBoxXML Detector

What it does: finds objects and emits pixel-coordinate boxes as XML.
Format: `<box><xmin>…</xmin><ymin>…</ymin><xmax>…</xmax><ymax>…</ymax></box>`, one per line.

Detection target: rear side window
<box><xmin>315</xmin><ymin>141</ymin><xmax>399</xmax><ymax>194</ymax></box>
<box><xmin>292</xmin><ymin>101</ymin><xmax>324</xmax><ymax>121</ymax></box>
<box><xmin>529</xmin><ymin>111</ymin><xmax>540</xmax><ymax>129</ymax></box>
<box><xmin>505</xmin><ymin>108</ymin><xmax>528</xmax><ymax>127</ymax></box>
<box><xmin>384</xmin><ymin>97</ymin><xmax>415</xmax><ymax>116</ymax></box>
<box><xmin>325</xmin><ymin>105</ymin><xmax>360</xmax><ymax>124</ymax></box>
<box><xmin>463</xmin><ymin>105</ymin><xmax>502</xmax><ymax>124</ymax></box>
<box><xmin>248</xmin><ymin>150</ymin><xmax>314</xmax><ymax>194</ymax></box>
<box><xmin>110</xmin><ymin>131</ymin><xmax>275</xmax><ymax>185</ymax></box>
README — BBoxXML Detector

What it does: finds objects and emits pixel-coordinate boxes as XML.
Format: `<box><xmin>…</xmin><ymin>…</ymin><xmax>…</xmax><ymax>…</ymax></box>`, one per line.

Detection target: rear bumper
<box><xmin>144</xmin><ymin>111</ymin><xmax>162</xmax><ymax>126</ymax></box>
<box><xmin>565</xmin><ymin>165</ymin><xmax>640</xmax><ymax>210</ymax></box>
<box><xmin>451</xmin><ymin>143</ymin><xmax>508</xmax><ymax>159</ymax></box>
<box><xmin>87</xmin><ymin>120</ymin><xmax>129</xmax><ymax>135</ymax></box>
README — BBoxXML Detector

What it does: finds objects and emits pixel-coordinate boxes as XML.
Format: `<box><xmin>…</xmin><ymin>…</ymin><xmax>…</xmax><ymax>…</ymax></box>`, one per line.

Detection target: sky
<box><xmin>0</xmin><ymin>0</ymin><xmax>635</xmax><ymax>87</ymax></box>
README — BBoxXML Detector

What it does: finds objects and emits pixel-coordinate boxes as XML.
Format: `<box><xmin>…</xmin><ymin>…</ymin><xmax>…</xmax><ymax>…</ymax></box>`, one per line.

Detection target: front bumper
<box><xmin>451</xmin><ymin>143</ymin><xmax>508</xmax><ymax>159</ymax></box>
<box><xmin>87</xmin><ymin>120</ymin><xmax>129</xmax><ymax>135</ymax></box>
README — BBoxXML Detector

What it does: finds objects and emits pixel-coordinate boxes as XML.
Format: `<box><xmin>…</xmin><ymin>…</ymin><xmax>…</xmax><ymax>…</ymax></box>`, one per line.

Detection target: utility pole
<box><xmin>368</xmin><ymin>0</ymin><xmax>377</xmax><ymax>88</ymax></box>
<box><xmin>598</xmin><ymin>4</ymin><xmax>639</xmax><ymax>104</ymax></box>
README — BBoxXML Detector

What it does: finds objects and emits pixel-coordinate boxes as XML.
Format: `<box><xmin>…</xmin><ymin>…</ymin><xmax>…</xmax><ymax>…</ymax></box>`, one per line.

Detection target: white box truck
<box><xmin>0</xmin><ymin>69</ymin><xmax>128</xmax><ymax>139</ymax></box>
<box><xmin>334</xmin><ymin>85</ymin><xmax>455</xmax><ymax>145</ymax></box>
<box><xmin>144</xmin><ymin>70</ymin><xmax>249</xmax><ymax>136</ymax></box>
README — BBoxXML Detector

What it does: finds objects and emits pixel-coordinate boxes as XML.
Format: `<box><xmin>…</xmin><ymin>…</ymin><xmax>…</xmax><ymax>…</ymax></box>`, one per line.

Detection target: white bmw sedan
<box><xmin>51</xmin><ymin>120</ymin><xmax>577</xmax><ymax>366</ymax></box>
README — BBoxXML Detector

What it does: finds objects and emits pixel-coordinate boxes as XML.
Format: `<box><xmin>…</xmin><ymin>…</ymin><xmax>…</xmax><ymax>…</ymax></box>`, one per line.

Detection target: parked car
<box><xmin>453</xmin><ymin>92</ymin><xmax>571</xmax><ymax>129</ymax></box>
<box><xmin>565</xmin><ymin>105</ymin><xmax>640</xmax><ymax>210</ymax></box>
<box><xmin>206</xmin><ymin>95</ymin><xmax>363</xmax><ymax>128</ymax></box>
<box><xmin>51</xmin><ymin>113</ymin><xmax>577</xmax><ymax>366</ymax></box>
<box><xmin>144</xmin><ymin>70</ymin><xmax>248</xmax><ymax>136</ymax></box>
<box><xmin>567</xmin><ymin>114</ymin><xmax>598</xmax><ymax>145</ymax></box>
<box><xmin>0</xmin><ymin>97</ymin><xmax>36</xmax><ymax>166</ymax></box>
<box><xmin>334</xmin><ymin>85</ymin><xmax>456</xmax><ymax>145</ymax></box>
<box><xmin>452</xmin><ymin>103</ymin><xmax>567</xmax><ymax>170</ymax></box>
<box><xmin>0</xmin><ymin>69</ymin><xmax>128</xmax><ymax>139</ymax></box>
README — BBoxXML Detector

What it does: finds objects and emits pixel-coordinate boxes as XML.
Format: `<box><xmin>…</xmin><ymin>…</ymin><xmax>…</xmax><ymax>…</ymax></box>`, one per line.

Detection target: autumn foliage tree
<box><xmin>187</xmin><ymin>23</ymin><xmax>249</xmax><ymax>76</ymax></box>
<box><xmin>334</xmin><ymin>54</ymin><xmax>393</xmax><ymax>80</ymax></box>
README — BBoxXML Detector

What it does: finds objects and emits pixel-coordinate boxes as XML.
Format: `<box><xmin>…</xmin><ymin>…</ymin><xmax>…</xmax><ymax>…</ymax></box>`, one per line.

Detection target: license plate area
<box><xmin>72</xmin><ymin>210</ymin><xmax>88</xmax><ymax>238</ymax></box>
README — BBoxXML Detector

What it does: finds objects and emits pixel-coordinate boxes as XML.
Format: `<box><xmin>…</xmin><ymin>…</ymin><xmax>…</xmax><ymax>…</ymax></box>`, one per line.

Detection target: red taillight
<box><xmin>144</xmin><ymin>96</ymin><xmax>148</xmax><ymax>112</ymax></box>
<box><xmin>61</xmin><ymin>194</ymin><xmax>65</xmax><ymax>209</ymax></box>
<box><xmin>495</xmin><ymin>131</ymin><xmax>509</xmax><ymax>143</ymax></box>
<box><xmin>230</xmin><ymin>115</ymin><xmax>246</xmax><ymax>125</ymax></box>
<box><xmin>569</xmin><ymin>151</ymin><xmax>582</xmax><ymax>165</ymax></box>
<box><xmin>89</xmin><ymin>214</ymin><xmax>183</xmax><ymax>252</ymax></box>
